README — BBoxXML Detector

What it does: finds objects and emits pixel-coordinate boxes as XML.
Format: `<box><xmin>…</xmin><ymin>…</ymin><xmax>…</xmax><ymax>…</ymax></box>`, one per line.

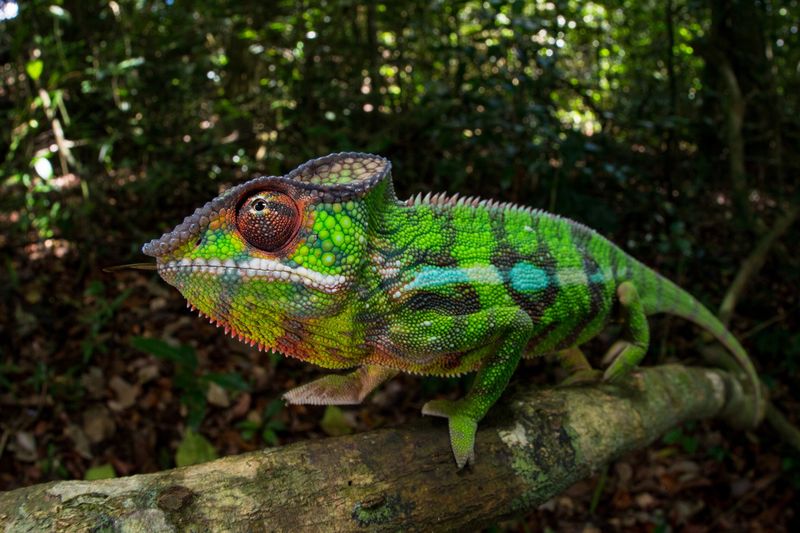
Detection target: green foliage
<box><xmin>175</xmin><ymin>429</ymin><xmax>218</xmax><ymax>467</ymax></box>
<box><xmin>80</xmin><ymin>281</ymin><xmax>131</xmax><ymax>362</ymax></box>
<box><xmin>1</xmin><ymin>0</ymin><xmax>797</xmax><ymax>264</ymax></box>
<box><xmin>40</xmin><ymin>443</ymin><xmax>69</xmax><ymax>480</ymax></box>
<box><xmin>237</xmin><ymin>399</ymin><xmax>287</xmax><ymax>446</ymax></box>
<box><xmin>132</xmin><ymin>336</ymin><xmax>250</xmax><ymax>429</ymax></box>
<box><xmin>662</xmin><ymin>422</ymin><xmax>699</xmax><ymax>455</ymax></box>
<box><xmin>25</xmin><ymin>59</ymin><xmax>43</xmax><ymax>81</ymax></box>
<box><xmin>320</xmin><ymin>405</ymin><xmax>353</xmax><ymax>437</ymax></box>
<box><xmin>782</xmin><ymin>455</ymin><xmax>800</xmax><ymax>490</ymax></box>
<box><xmin>84</xmin><ymin>464</ymin><xmax>116</xmax><ymax>480</ymax></box>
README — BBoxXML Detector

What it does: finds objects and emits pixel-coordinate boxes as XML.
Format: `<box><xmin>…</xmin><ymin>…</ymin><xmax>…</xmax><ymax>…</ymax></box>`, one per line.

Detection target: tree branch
<box><xmin>718</xmin><ymin>204</ymin><xmax>799</xmax><ymax>326</ymax></box>
<box><xmin>0</xmin><ymin>365</ymin><xmax>755</xmax><ymax>532</ymax></box>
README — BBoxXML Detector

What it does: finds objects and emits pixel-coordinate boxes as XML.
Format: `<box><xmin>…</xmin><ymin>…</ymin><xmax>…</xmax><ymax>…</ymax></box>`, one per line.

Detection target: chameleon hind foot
<box><xmin>422</xmin><ymin>399</ymin><xmax>478</xmax><ymax>468</ymax></box>
<box><xmin>603</xmin><ymin>281</ymin><xmax>650</xmax><ymax>383</ymax></box>
<box><xmin>556</xmin><ymin>347</ymin><xmax>602</xmax><ymax>386</ymax></box>
<box><xmin>283</xmin><ymin>365</ymin><xmax>398</xmax><ymax>405</ymax></box>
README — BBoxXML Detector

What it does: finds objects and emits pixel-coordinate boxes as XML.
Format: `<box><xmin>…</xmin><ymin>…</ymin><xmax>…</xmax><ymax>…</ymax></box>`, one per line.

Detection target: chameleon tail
<box><xmin>635</xmin><ymin>265</ymin><xmax>762</xmax><ymax>428</ymax></box>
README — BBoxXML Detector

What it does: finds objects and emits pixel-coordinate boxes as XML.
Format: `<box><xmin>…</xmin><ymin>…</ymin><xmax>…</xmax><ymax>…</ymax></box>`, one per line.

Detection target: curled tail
<box><xmin>622</xmin><ymin>259</ymin><xmax>762</xmax><ymax>428</ymax></box>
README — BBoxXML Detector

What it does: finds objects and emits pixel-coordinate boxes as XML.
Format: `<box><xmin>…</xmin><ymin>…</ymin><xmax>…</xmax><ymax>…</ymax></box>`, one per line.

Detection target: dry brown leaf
<box><xmin>64</xmin><ymin>424</ymin><xmax>92</xmax><ymax>460</ymax></box>
<box><xmin>83</xmin><ymin>404</ymin><xmax>116</xmax><ymax>444</ymax></box>
<box><xmin>108</xmin><ymin>376</ymin><xmax>140</xmax><ymax>411</ymax></box>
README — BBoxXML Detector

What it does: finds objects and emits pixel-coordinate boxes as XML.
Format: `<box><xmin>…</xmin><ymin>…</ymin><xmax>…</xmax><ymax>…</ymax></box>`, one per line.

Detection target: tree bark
<box><xmin>0</xmin><ymin>365</ymin><xmax>756</xmax><ymax>532</ymax></box>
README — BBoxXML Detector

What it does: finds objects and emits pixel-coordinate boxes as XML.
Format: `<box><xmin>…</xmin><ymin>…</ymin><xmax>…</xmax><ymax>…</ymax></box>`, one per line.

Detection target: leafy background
<box><xmin>1</xmin><ymin>0</ymin><xmax>798</xmax><ymax>529</ymax></box>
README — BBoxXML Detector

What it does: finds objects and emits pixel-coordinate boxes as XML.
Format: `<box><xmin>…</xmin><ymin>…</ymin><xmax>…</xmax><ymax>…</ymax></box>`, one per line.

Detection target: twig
<box><xmin>719</xmin><ymin>204</ymin><xmax>799</xmax><ymax>327</ymax></box>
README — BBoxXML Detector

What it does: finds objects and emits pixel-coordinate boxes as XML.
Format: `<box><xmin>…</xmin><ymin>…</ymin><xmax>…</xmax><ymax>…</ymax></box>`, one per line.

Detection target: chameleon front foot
<box><xmin>283</xmin><ymin>365</ymin><xmax>398</xmax><ymax>405</ymax></box>
<box><xmin>422</xmin><ymin>399</ymin><xmax>478</xmax><ymax>468</ymax></box>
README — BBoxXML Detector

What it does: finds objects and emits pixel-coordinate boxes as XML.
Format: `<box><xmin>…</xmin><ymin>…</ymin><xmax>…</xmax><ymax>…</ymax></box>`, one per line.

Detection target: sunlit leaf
<box><xmin>48</xmin><ymin>5</ymin><xmax>71</xmax><ymax>21</ymax></box>
<box><xmin>117</xmin><ymin>57</ymin><xmax>145</xmax><ymax>70</ymax></box>
<box><xmin>32</xmin><ymin>157</ymin><xmax>53</xmax><ymax>180</ymax></box>
<box><xmin>84</xmin><ymin>464</ymin><xmax>116</xmax><ymax>480</ymax></box>
<box><xmin>26</xmin><ymin>60</ymin><xmax>44</xmax><ymax>81</ymax></box>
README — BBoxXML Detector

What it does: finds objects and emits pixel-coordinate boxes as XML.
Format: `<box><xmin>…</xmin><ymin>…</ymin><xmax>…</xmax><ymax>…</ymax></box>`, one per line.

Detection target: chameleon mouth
<box><xmin>158</xmin><ymin>257</ymin><xmax>347</xmax><ymax>294</ymax></box>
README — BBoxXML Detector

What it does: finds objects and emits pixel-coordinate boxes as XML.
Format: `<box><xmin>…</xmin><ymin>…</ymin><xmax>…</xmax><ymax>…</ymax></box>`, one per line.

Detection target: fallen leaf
<box><xmin>206</xmin><ymin>382</ymin><xmax>230</xmax><ymax>408</ymax></box>
<box><xmin>612</xmin><ymin>488</ymin><xmax>632</xmax><ymax>510</ymax></box>
<box><xmin>65</xmin><ymin>424</ymin><xmax>93</xmax><ymax>460</ymax></box>
<box><xmin>108</xmin><ymin>376</ymin><xmax>140</xmax><ymax>411</ymax></box>
<box><xmin>11</xmin><ymin>431</ymin><xmax>37</xmax><ymax>463</ymax></box>
<box><xmin>615</xmin><ymin>461</ymin><xmax>633</xmax><ymax>484</ymax></box>
<box><xmin>83</xmin><ymin>404</ymin><xmax>116</xmax><ymax>444</ymax></box>
<box><xmin>635</xmin><ymin>492</ymin><xmax>656</xmax><ymax>509</ymax></box>
<box><xmin>80</xmin><ymin>367</ymin><xmax>106</xmax><ymax>399</ymax></box>
<box><xmin>137</xmin><ymin>364</ymin><xmax>160</xmax><ymax>384</ymax></box>
<box><xmin>228</xmin><ymin>393</ymin><xmax>251</xmax><ymax>420</ymax></box>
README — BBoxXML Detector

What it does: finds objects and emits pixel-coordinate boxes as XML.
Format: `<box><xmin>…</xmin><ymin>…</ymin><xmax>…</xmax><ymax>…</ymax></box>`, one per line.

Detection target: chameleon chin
<box><xmin>142</xmin><ymin>152</ymin><xmax>761</xmax><ymax>468</ymax></box>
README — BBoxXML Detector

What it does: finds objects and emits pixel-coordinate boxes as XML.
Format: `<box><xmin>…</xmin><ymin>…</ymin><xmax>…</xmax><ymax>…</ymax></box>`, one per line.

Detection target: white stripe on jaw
<box><xmin>160</xmin><ymin>257</ymin><xmax>347</xmax><ymax>293</ymax></box>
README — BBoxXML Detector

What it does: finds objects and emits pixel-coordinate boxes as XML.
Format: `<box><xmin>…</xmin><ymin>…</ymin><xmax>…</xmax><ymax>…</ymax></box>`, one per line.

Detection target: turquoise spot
<box><xmin>589</xmin><ymin>271</ymin><xmax>605</xmax><ymax>284</ymax></box>
<box><xmin>406</xmin><ymin>267</ymin><xmax>469</xmax><ymax>290</ymax></box>
<box><xmin>509</xmin><ymin>263</ymin><xmax>550</xmax><ymax>292</ymax></box>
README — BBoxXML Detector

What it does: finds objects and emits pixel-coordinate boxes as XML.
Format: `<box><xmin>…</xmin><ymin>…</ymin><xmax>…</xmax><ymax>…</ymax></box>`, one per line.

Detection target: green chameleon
<box><xmin>142</xmin><ymin>152</ymin><xmax>761</xmax><ymax>467</ymax></box>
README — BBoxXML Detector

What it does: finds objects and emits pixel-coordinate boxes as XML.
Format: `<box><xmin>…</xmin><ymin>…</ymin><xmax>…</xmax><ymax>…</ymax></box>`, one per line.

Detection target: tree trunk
<box><xmin>0</xmin><ymin>365</ymin><xmax>758</xmax><ymax>532</ymax></box>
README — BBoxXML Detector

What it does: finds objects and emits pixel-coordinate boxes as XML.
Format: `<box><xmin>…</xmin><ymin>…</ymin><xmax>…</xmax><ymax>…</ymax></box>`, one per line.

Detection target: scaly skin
<box><xmin>142</xmin><ymin>152</ymin><xmax>762</xmax><ymax>467</ymax></box>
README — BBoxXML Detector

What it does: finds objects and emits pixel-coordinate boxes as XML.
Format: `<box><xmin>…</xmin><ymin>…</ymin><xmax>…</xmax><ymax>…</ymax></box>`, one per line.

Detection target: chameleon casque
<box><xmin>142</xmin><ymin>152</ymin><xmax>761</xmax><ymax>467</ymax></box>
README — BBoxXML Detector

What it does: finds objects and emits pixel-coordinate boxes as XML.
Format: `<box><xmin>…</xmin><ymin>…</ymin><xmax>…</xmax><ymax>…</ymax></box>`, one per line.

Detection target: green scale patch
<box><xmin>290</xmin><ymin>202</ymin><xmax>366</xmax><ymax>274</ymax></box>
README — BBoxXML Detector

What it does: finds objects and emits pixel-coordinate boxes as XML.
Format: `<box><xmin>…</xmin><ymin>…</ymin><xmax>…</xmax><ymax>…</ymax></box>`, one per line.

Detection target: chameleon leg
<box><xmin>557</xmin><ymin>346</ymin><xmax>602</xmax><ymax>385</ymax></box>
<box><xmin>283</xmin><ymin>365</ymin><xmax>399</xmax><ymax>405</ymax></box>
<box><xmin>603</xmin><ymin>281</ymin><xmax>650</xmax><ymax>382</ymax></box>
<box><xmin>422</xmin><ymin>310</ymin><xmax>533</xmax><ymax>468</ymax></box>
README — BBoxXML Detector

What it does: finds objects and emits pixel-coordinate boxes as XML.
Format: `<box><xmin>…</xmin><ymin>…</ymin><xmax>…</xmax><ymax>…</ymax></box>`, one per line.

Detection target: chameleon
<box><xmin>141</xmin><ymin>152</ymin><xmax>762</xmax><ymax>468</ymax></box>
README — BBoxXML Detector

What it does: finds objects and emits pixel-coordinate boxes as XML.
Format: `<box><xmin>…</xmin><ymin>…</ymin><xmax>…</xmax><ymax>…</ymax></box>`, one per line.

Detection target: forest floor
<box><xmin>1</xmin><ymin>222</ymin><xmax>798</xmax><ymax>531</ymax></box>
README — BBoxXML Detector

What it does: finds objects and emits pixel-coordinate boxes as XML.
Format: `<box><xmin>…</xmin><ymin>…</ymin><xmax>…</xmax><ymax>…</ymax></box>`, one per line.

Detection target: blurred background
<box><xmin>1</xmin><ymin>0</ymin><xmax>798</xmax><ymax>529</ymax></box>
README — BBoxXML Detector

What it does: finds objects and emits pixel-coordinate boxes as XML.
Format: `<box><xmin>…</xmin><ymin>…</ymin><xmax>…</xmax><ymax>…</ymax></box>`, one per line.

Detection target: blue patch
<box><xmin>589</xmin><ymin>271</ymin><xmax>605</xmax><ymax>284</ymax></box>
<box><xmin>509</xmin><ymin>262</ymin><xmax>550</xmax><ymax>292</ymax></box>
<box><xmin>406</xmin><ymin>267</ymin><xmax>469</xmax><ymax>290</ymax></box>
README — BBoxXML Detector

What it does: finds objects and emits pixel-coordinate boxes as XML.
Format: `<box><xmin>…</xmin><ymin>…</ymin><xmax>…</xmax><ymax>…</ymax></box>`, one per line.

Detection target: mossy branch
<box><xmin>0</xmin><ymin>365</ymin><xmax>755</xmax><ymax>532</ymax></box>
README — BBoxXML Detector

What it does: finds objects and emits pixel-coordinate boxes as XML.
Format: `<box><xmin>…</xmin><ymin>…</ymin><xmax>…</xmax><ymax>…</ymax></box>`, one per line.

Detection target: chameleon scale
<box><xmin>142</xmin><ymin>152</ymin><xmax>761</xmax><ymax>468</ymax></box>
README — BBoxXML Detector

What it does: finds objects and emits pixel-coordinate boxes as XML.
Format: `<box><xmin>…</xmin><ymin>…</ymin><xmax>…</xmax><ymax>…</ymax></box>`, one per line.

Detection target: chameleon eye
<box><xmin>236</xmin><ymin>191</ymin><xmax>300</xmax><ymax>251</ymax></box>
